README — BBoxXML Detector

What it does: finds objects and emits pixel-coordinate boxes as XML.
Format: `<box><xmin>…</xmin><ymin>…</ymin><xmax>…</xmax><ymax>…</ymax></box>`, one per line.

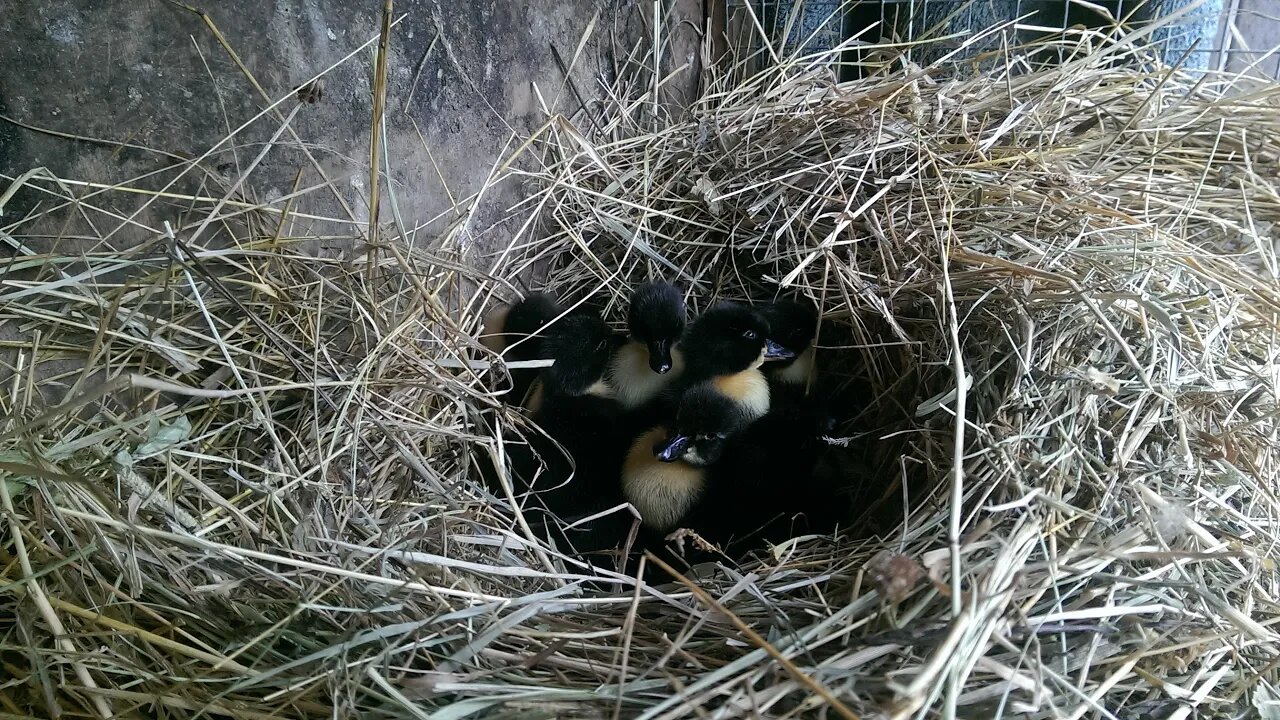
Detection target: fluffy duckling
<box><xmin>759</xmin><ymin>298</ymin><xmax>819</xmax><ymax>391</ymax></box>
<box><xmin>515</xmin><ymin>311</ymin><xmax>634</xmax><ymax>553</ymax></box>
<box><xmin>609</xmin><ymin>280</ymin><xmax>687</xmax><ymax>409</ymax></box>
<box><xmin>708</xmin><ymin>405</ymin><xmax>845</xmax><ymax>551</ymax></box>
<box><xmin>480</xmin><ymin>293</ymin><xmax>564</xmax><ymax>407</ymax></box>
<box><xmin>675</xmin><ymin>301</ymin><xmax>795</xmax><ymax>422</ymax></box>
<box><xmin>622</xmin><ymin>384</ymin><xmax>749</xmax><ymax>533</ymax></box>
<box><xmin>479</xmin><ymin>292</ymin><xmax>561</xmax><ymax>356</ymax></box>
<box><xmin>520</xmin><ymin>311</ymin><xmax>625</xmax><ymax>492</ymax></box>
<box><xmin>526</xmin><ymin>310</ymin><xmax>621</xmax><ymax>416</ymax></box>
<box><xmin>652</xmin><ymin>384</ymin><xmax>846</xmax><ymax>553</ymax></box>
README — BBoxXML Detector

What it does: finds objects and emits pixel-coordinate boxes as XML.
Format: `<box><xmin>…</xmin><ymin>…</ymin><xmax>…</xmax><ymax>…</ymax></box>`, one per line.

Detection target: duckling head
<box><xmin>502</xmin><ymin>292</ymin><xmax>563</xmax><ymax>336</ymax></box>
<box><xmin>654</xmin><ymin>383</ymin><xmax>752</xmax><ymax>467</ymax></box>
<box><xmin>760</xmin><ymin>298</ymin><xmax>818</xmax><ymax>366</ymax></box>
<box><xmin>681</xmin><ymin>302</ymin><xmax>792</xmax><ymax>380</ymax></box>
<box><xmin>542</xmin><ymin>311</ymin><xmax>621</xmax><ymax>398</ymax></box>
<box><xmin>627</xmin><ymin>280</ymin><xmax>686</xmax><ymax>375</ymax></box>
<box><xmin>496</xmin><ymin>292</ymin><xmax>565</xmax><ymax>360</ymax></box>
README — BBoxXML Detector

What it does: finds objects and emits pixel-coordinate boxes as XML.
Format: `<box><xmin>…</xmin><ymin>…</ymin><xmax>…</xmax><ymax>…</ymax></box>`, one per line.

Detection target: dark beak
<box><xmin>647</xmin><ymin>339</ymin><xmax>674</xmax><ymax>374</ymax></box>
<box><xmin>655</xmin><ymin>434</ymin><xmax>690</xmax><ymax>462</ymax></box>
<box><xmin>764</xmin><ymin>339</ymin><xmax>796</xmax><ymax>361</ymax></box>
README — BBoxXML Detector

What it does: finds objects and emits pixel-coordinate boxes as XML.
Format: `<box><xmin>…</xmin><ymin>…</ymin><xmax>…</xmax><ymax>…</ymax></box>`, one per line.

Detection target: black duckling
<box><xmin>531</xmin><ymin>310</ymin><xmax>625</xmax><ymax>441</ymax></box>
<box><xmin>513</xmin><ymin>311</ymin><xmax>634</xmax><ymax>556</ymax></box>
<box><xmin>673</xmin><ymin>301</ymin><xmax>795</xmax><ymax>422</ymax></box>
<box><xmin>609</xmin><ymin>280</ymin><xmax>688</xmax><ymax>409</ymax></box>
<box><xmin>621</xmin><ymin>383</ymin><xmax>762</xmax><ymax>535</ymax></box>
<box><xmin>640</xmin><ymin>382</ymin><xmax>848</xmax><ymax>555</ymax></box>
<box><xmin>621</xmin><ymin>424</ymin><xmax>708</xmax><ymax>535</ymax></box>
<box><xmin>479</xmin><ymin>292</ymin><xmax>561</xmax><ymax>356</ymax></box>
<box><xmin>480</xmin><ymin>293</ymin><xmax>565</xmax><ymax>407</ymax></box>
<box><xmin>759</xmin><ymin>298</ymin><xmax>819</xmax><ymax>400</ymax></box>
<box><xmin>709</xmin><ymin>404</ymin><xmax>848</xmax><ymax>553</ymax></box>
<box><xmin>525</xmin><ymin>309</ymin><xmax>621</xmax><ymax>416</ymax></box>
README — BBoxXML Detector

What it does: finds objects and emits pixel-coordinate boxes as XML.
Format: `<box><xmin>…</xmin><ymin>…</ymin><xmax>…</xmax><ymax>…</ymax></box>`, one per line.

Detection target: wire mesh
<box><xmin>748</xmin><ymin>0</ymin><xmax>1280</xmax><ymax>78</ymax></box>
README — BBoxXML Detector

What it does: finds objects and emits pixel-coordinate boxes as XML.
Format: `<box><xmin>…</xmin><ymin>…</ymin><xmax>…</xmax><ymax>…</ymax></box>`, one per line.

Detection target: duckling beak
<box><xmin>763</xmin><ymin>339</ymin><xmax>796</xmax><ymax>361</ymax></box>
<box><xmin>655</xmin><ymin>434</ymin><xmax>690</xmax><ymax>462</ymax></box>
<box><xmin>647</xmin><ymin>339</ymin><xmax>674</xmax><ymax>374</ymax></box>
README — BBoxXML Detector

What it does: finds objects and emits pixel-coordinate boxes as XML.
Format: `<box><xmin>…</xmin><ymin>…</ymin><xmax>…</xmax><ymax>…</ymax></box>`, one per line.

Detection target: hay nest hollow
<box><xmin>4</xmin><ymin>16</ymin><xmax>1280</xmax><ymax>720</ymax></box>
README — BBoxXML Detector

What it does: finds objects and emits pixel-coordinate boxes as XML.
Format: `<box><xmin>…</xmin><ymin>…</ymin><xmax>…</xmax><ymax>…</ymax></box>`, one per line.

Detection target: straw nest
<box><xmin>4</xmin><ymin>18</ymin><xmax>1280</xmax><ymax>720</ymax></box>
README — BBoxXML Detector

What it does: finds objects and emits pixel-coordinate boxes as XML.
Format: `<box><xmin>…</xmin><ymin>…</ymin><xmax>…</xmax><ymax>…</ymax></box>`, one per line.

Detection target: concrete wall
<box><xmin>0</xmin><ymin>0</ymin><xmax>701</xmax><ymax>258</ymax></box>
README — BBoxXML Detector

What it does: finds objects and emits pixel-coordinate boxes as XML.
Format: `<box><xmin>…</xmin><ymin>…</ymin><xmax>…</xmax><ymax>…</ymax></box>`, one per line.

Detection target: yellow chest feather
<box><xmin>772</xmin><ymin>346</ymin><xmax>815</xmax><ymax>387</ymax></box>
<box><xmin>524</xmin><ymin>377</ymin><xmax>615</xmax><ymax>415</ymax></box>
<box><xmin>609</xmin><ymin>341</ymin><xmax>684</xmax><ymax>409</ymax></box>
<box><xmin>622</xmin><ymin>428</ymin><xmax>705</xmax><ymax>532</ymax></box>
<box><xmin>712</xmin><ymin>369</ymin><xmax>770</xmax><ymax>420</ymax></box>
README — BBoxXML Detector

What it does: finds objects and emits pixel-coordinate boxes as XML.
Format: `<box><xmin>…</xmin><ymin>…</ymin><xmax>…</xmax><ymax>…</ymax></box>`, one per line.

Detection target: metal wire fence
<box><xmin>746</xmin><ymin>0</ymin><xmax>1280</xmax><ymax>78</ymax></box>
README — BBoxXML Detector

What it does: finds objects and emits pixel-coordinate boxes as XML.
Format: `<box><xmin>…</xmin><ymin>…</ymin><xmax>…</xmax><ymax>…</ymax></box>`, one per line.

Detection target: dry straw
<box><xmin>3</xmin><ymin>5</ymin><xmax>1280</xmax><ymax>719</ymax></box>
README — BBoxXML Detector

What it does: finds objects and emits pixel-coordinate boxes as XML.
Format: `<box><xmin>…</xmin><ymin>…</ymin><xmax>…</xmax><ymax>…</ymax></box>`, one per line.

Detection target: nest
<box><xmin>4</xmin><ymin>16</ymin><xmax>1280</xmax><ymax>720</ymax></box>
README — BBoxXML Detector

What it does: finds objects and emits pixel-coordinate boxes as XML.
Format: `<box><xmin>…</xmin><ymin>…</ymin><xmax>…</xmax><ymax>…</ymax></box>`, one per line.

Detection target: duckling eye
<box><xmin>742</xmin><ymin>329</ymin><xmax>758</xmax><ymax>340</ymax></box>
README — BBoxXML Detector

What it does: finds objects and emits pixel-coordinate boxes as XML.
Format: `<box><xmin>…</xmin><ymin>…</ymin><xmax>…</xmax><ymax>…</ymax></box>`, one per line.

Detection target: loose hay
<box><xmin>4</xmin><ymin>16</ymin><xmax>1280</xmax><ymax>720</ymax></box>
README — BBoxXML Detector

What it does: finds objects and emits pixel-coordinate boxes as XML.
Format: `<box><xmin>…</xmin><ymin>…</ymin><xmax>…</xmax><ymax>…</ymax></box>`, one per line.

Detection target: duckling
<box><xmin>608</xmin><ymin>280</ymin><xmax>688</xmax><ymax>409</ymax></box>
<box><xmin>525</xmin><ymin>309</ymin><xmax>621</xmax><ymax>416</ymax></box>
<box><xmin>479</xmin><ymin>292</ymin><xmax>561</xmax><ymax>355</ymax></box>
<box><xmin>758</xmin><ymin>298</ymin><xmax>820</xmax><ymax>412</ymax></box>
<box><xmin>709</xmin><ymin>404</ymin><xmax>847</xmax><ymax>551</ymax></box>
<box><xmin>674</xmin><ymin>301</ymin><xmax>795</xmax><ymax>422</ymax></box>
<box><xmin>621</xmin><ymin>426</ymin><xmax>708</xmax><ymax>534</ymax></box>
<box><xmin>479</xmin><ymin>303</ymin><xmax>512</xmax><ymax>355</ymax></box>
<box><xmin>513</xmin><ymin>311</ymin><xmax>634</xmax><ymax>553</ymax></box>
<box><xmin>654</xmin><ymin>384</ymin><xmax>846</xmax><ymax>553</ymax></box>
<box><xmin>622</xmin><ymin>384</ymin><xmax>749</xmax><ymax>533</ymax></box>
<box><xmin>532</xmin><ymin>311</ymin><xmax>624</xmax><ymax>425</ymax></box>
<box><xmin>759</xmin><ymin>298</ymin><xmax>819</xmax><ymax>391</ymax></box>
<box><xmin>479</xmin><ymin>293</ymin><xmax>564</xmax><ymax>407</ymax></box>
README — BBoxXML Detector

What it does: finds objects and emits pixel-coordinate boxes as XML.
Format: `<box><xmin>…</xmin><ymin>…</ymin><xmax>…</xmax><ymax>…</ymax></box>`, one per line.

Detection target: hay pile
<box><xmin>4</xmin><ymin>17</ymin><xmax>1280</xmax><ymax>720</ymax></box>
